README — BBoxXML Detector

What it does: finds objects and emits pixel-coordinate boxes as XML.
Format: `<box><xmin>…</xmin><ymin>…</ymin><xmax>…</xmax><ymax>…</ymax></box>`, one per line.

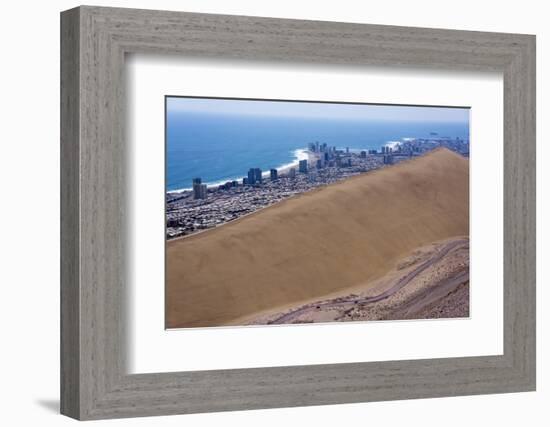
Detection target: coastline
<box><xmin>167</xmin><ymin>148</ymin><xmax>310</xmax><ymax>193</ymax></box>
<box><xmin>166</xmin><ymin>147</ymin><xmax>387</xmax><ymax>239</ymax></box>
<box><xmin>166</xmin><ymin>136</ymin><xmax>469</xmax><ymax>241</ymax></box>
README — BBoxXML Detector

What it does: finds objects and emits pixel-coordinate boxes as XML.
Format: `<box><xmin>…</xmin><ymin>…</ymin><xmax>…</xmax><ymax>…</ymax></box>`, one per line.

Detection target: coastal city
<box><xmin>166</xmin><ymin>135</ymin><xmax>469</xmax><ymax>239</ymax></box>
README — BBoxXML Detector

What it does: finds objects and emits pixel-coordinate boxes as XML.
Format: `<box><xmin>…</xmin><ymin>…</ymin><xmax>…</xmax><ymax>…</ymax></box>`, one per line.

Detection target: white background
<box><xmin>128</xmin><ymin>57</ymin><xmax>503</xmax><ymax>373</ymax></box>
<box><xmin>0</xmin><ymin>0</ymin><xmax>547</xmax><ymax>426</ymax></box>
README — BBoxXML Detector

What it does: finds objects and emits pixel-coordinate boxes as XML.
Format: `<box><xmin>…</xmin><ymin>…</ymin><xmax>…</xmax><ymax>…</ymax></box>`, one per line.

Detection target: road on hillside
<box><xmin>269</xmin><ymin>238</ymin><xmax>469</xmax><ymax>325</ymax></box>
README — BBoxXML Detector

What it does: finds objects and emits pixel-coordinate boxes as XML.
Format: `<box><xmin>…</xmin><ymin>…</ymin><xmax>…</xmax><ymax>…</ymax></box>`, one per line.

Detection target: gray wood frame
<box><xmin>60</xmin><ymin>5</ymin><xmax>536</xmax><ymax>420</ymax></box>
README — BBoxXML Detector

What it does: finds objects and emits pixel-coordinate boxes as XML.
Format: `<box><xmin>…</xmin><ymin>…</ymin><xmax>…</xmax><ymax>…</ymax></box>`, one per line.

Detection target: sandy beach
<box><xmin>166</xmin><ymin>147</ymin><xmax>469</xmax><ymax>328</ymax></box>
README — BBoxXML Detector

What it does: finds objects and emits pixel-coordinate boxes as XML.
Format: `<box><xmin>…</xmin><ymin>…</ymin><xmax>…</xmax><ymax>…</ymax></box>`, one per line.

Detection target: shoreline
<box><xmin>167</xmin><ymin>151</ymin><xmax>411</xmax><ymax>243</ymax></box>
<box><xmin>166</xmin><ymin>140</ymin><xmax>469</xmax><ymax>240</ymax></box>
<box><xmin>167</xmin><ymin>148</ymin><xmax>310</xmax><ymax>193</ymax></box>
<box><xmin>166</xmin><ymin>148</ymin><xmax>388</xmax><ymax>239</ymax></box>
<box><xmin>166</xmin><ymin>134</ymin><xmax>469</xmax><ymax>194</ymax></box>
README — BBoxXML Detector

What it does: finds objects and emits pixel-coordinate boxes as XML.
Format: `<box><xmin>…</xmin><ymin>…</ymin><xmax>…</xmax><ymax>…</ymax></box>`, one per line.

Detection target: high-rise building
<box><xmin>360</xmin><ymin>150</ymin><xmax>367</xmax><ymax>158</ymax></box>
<box><xmin>270</xmin><ymin>168</ymin><xmax>278</xmax><ymax>181</ymax></box>
<box><xmin>254</xmin><ymin>168</ymin><xmax>262</xmax><ymax>184</ymax></box>
<box><xmin>324</xmin><ymin>152</ymin><xmax>329</xmax><ymax>162</ymax></box>
<box><xmin>193</xmin><ymin>181</ymin><xmax>207</xmax><ymax>199</ymax></box>
<box><xmin>288</xmin><ymin>168</ymin><xmax>296</xmax><ymax>178</ymax></box>
<box><xmin>299</xmin><ymin>159</ymin><xmax>308</xmax><ymax>174</ymax></box>
<box><xmin>243</xmin><ymin>177</ymin><xmax>249</xmax><ymax>186</ymax></box>
<box><xmin>192</xmin><ymin>178</ymin><xmax>206</xmax><ymax>199</ymax></box>
<box><xmin>247</xmin><ymin>168</ymin><xmax>256</xmax><ymax>185</ymax></box>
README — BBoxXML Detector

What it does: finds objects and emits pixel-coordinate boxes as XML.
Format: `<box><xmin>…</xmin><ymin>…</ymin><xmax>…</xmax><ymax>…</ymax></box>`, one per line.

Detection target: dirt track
<box><xmin>268</xmin><ymin>238</ymin><xmax>469</xmax><ymax>324</ymax></box>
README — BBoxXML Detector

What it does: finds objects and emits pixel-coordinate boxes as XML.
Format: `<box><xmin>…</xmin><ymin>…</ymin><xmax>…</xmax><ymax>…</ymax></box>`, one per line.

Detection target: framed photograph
<box><xmin>164</xmin><ymin>97</ymin><xmax>472</xmax><ymax>329</ymax></box>
<box><xmin>61</xmin><ymin>6</ymin><xmax>536</xmax><ymax>420</ymax></box>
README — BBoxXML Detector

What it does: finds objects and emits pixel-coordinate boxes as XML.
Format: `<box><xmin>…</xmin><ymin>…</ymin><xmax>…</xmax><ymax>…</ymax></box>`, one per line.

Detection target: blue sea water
<box><xmin>166</xmin><ymin>111</ymin><xmax>469</xmax><ymax>191</ymax></box>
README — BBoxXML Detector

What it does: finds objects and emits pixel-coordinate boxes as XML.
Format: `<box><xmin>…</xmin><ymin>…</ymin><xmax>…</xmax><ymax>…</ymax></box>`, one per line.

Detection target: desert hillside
<box><xmin>166</xmin><ymin>148</ymin><xmax>469</xmax><ymax>328</ymax></box>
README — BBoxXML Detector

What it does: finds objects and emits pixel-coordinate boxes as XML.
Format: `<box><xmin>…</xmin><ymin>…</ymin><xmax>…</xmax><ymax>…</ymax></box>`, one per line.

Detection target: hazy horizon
<box><xmin>166</xmin><ymin>96</ymin><xmax>470</xmax><ymax>123</ymax></box>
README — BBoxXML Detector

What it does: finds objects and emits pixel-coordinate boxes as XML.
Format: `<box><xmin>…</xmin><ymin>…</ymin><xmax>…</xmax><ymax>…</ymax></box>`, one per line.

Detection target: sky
<box><xmin>166</xmin><ymin>96</ymin><xmax>470</xmax><ymax>123</ymax></box>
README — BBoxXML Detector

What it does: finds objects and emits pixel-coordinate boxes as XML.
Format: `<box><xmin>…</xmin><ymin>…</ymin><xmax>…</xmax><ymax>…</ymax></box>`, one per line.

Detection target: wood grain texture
<box><xmin>60</xmin><ymin>7</ymin><xmax>80</xmax><ymax>419</ymax></box>
<box><xmin>60</xmin><ymin>5</ymin><xmax>536</xmax><ymax>420</ymax></box>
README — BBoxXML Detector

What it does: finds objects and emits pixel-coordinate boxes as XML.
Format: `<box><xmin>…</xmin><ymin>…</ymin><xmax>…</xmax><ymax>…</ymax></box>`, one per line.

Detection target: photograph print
<box><xmin>165</xmin><ymin>97</ymin><xmax>470</xmax><ymax>329</ymax></box>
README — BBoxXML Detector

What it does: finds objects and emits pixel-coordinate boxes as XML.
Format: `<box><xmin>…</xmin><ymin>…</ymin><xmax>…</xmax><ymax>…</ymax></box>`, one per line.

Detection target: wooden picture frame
<box><xmin>60</xmin><ymin>5</ymin><xmax>536</xmax><ymax>420</ymax></box>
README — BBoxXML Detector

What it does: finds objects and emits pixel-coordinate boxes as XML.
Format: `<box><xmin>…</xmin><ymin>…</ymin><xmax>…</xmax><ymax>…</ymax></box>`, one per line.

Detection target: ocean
<box><xmin>166</xmin><ymin>111</ymin><xmax>469</xmax><ymax>191</ymax></box>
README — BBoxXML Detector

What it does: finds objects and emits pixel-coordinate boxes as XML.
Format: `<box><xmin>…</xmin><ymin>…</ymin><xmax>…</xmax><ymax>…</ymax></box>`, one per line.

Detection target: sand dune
<box><xmin>240</xmin><ymin>237</ymin><xmax>469</xmax><ymax>325</ymax></box>
<box><xmin>166</xmin><ymin>148</ymin><xmax>469</xmax><ymax>328</ymax></box>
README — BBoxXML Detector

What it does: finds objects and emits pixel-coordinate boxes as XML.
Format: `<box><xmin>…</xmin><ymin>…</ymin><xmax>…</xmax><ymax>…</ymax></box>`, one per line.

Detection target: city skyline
<box><xmin>174</xmin><ymin>136</ymin><xmax>469</xmax><ymax>236</ymax></box>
